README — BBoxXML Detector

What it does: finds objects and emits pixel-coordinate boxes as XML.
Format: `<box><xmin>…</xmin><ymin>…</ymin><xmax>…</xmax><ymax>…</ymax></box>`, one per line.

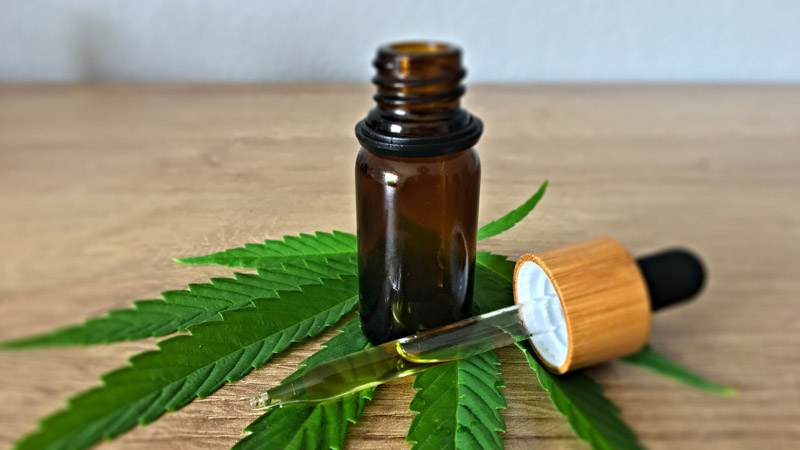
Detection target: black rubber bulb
<box><xmin>635</xmin><ymin>249</ymin><xmax>706</xmax><ymax>311</ymax></box>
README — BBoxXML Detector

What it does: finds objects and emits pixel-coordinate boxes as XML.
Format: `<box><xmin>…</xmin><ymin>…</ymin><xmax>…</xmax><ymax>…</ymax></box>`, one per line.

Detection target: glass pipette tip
<box><xmin>250</xmin><ymin>294</ymin><xmax>563</xmax><ymax>410</ymax></box>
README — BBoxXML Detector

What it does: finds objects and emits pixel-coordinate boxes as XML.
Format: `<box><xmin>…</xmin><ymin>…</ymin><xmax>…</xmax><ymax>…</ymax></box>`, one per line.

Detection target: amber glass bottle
<box><xmin>355</xmin><ymin>42</ymin><xmax>483</xmax><ymax>344</ymax></box>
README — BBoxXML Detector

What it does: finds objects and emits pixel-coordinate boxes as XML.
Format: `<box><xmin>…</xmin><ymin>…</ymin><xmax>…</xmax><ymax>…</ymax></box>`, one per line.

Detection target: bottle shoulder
<box><xmin>356</xmin><ymin>147</ymin><xmax>479</xmax><ymax>170</ymax></box>
<box><xmin>356</xmin><ymin>147</ymin><xmax>479</xmax><ymax>182</ymax></box>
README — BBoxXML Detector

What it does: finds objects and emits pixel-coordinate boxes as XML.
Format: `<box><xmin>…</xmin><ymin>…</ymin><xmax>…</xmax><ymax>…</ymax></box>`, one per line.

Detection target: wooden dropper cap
<box><xmin>513</xmin><ymin>237</ymin><xmax>704</xmax><ymax>374</ymax></box>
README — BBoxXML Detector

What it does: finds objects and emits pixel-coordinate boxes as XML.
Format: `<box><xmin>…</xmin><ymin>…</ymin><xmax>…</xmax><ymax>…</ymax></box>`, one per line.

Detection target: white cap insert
<box><xmin>515</xmin><ymin>261</ymin><xmax>568</xmax><ymax>368</ymax></box>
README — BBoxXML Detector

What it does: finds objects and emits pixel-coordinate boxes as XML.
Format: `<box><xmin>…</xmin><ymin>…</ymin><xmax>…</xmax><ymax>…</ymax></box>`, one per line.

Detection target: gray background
<box><xmin>2</xmin><ymin>0</ymin><xmax>799</xmax><ymax>82</ymax></box>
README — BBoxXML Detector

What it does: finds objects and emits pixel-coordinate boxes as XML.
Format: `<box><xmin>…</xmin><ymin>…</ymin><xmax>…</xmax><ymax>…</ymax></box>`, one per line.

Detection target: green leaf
<box><xmin>406</xmin><ymin>351</ymin><xmax>506</xmax><ymax>449</ymax></box>
<box><xmin>175</xmin><ymin>231</ymin><xmax>357</xmax><ymax>268</ymax></box>
<box><xmin>234</xmin><ymin>320</ymin><xmax>373</xmax><ymax>450</ymax></box>
<box><xmin>14</xmin><ymin>275</ymin><xmax>359</xmax><ymax>450</ymax></box>
<box><xmin>1</xmin><ymin>257</ymin><xmax>357</xmax><ymax>349</ymax></box>
<box><xmin>473</xmin><ymin>252</ymin><xmax>517</xmax><ymax>313</ymax></box>
<box><xmin>517</xmin><ymin>342</ymin><xmax>643</xmax><ymax>450</ymax></box>
<box><xmin>12</xmin><ymin>180</ymin><xmax>551</xmax><ymax>447</ymax></box>
<box><xmin>623</xmin><ymin>345</ymin><xmax>736</xmax><ymax>396</ymax></box>
<box><xmin>477</xmin><ymin>180</ymin><xmax>548</xmax><ymax>241</ymax></box>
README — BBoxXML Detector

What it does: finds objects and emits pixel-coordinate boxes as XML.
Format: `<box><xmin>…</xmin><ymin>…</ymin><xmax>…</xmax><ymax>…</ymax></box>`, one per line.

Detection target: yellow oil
<box><xmin>252</xmin><ymin>341</ymin><xmax>448</xmax><ymax>410</ymax></box>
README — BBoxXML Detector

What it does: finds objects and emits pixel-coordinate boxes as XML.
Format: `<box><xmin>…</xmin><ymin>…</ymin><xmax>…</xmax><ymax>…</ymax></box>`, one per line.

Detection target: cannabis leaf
<box><xmin>14</xmin><ymin>274</ymin><xmax>359</xmax><ymax>450</ymax></box>
<box><xmin>6</xmin><ymin>185</ymin><xmax>549</xmax><ymax>448</ymax></box>
<box><xmin>8</xmin><ymin>180</ymin><xmax>724</xmax><ymax>450</ymax></box>
<box><xmin>407</xmin><ymin>351</ymin><xmax>506</xmax><ymax>449</ymax></box>
<box><xmin>473</xmin><ymin>252</ymin><xmax>518</xmax><ymax>313</ymax></box>
<box><xmin>517</xmin><ymin>342</ymin><xmax>644</xmax><ymax>450</ymax></box>
<box><xmin>176</xmin><ymin>231</ymin><xmax>357</xmax><ymax>268</ymax></box>
<box><xmin>477</xmin><ymin>180</ymin><xmax>548</xmax><ymax>241</ymax></box>
<box><xmin>623</xmin><ymin>345</ymin><xmax>736</xmax><ymax>396</ymax></box>
<box><xmin>0</xmin><ymin>257</ymin><xmax>357</xmax><ymax>349</ymax></box>
<box><xmin>234</xmin><ymin>320</ymin><xmax>374</xmax><ymax>450</ymax></box>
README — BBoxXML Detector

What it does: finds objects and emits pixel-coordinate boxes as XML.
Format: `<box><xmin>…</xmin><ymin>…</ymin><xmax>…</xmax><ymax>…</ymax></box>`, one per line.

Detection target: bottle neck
<box><xmin>356</xmin><ymin>42</ymin><xmax>482</xmax><ymax>158</ymax></box>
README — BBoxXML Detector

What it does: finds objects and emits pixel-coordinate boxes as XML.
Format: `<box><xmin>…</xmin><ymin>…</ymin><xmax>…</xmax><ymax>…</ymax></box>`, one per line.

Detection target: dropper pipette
<box><xmin>250</xmin><ymin>297</ymin><xmax>559</xmax><ymax>410</ymax></box>
<box><xmin>250</xmin><ymin>241</ymin><xmax>705</xmax><ymax>411</ymax></box>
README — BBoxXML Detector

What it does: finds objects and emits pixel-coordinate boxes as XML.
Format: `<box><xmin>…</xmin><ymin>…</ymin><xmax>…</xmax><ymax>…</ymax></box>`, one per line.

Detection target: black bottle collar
<box><xmin>355</xmin><ymin>116</ymin><xmax>483</xmax><ymax>158</ymax></box>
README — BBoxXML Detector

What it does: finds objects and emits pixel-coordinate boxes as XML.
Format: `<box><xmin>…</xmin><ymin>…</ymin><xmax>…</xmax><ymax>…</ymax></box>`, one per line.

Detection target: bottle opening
<box><xmin>375</xmin><ymin>41</ymin><xmax>462</xmax><ymax>80</ymax></box>
<box><xmin>385</xmin><ymin>42</ymin><xmax>456</xmax><ymax>56</ymax></box>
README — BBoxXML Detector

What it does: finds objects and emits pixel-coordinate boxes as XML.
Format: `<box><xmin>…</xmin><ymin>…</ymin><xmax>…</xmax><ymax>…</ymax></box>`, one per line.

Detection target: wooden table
<box><xmin>0</xmin><ymin>84</ymin><xmax>798</xmax><ymax>449</ymax></box>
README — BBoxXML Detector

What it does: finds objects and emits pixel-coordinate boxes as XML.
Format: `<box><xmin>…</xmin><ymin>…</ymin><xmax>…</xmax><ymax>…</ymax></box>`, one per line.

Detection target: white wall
<box><xmin>1</xmin><ymin>0</ymin><xmax>798</xmax><ymax>82</ymax></box>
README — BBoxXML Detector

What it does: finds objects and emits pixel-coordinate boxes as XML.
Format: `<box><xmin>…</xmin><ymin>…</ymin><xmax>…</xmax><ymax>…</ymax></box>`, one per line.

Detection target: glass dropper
<box><xmin>250</xmin><ymin>244</ymin><xmax>707</xmax><ymax>411</ymax></box>
<box><xmin>250</xmin><ymin>294</ymin><xmax>564</xmax><ymax>410</ymax></box>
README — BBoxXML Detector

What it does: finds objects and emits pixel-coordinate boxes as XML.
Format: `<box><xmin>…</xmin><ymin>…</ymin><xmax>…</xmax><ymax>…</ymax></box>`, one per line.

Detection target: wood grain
<box><xmin>0</xmin><ymin>84</ymin><xmax>798</xmax><ymax>449</ymax></box>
